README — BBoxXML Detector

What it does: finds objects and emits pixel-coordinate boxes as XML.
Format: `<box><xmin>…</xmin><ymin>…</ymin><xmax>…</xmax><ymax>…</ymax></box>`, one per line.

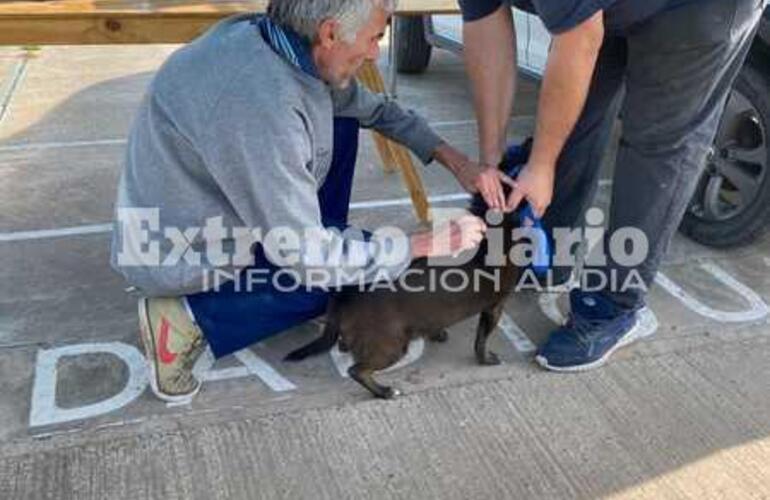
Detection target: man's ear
<box><xmin>317</xmin><ymin>18</ymin><xmax>339</xmax><ymax>50</ymax></box>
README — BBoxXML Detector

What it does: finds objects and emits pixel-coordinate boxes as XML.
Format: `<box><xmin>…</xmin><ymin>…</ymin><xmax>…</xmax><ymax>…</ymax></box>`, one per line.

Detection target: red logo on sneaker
<box><xmin>158</xmin><ymin>317</ymin><xmax>178</xmax><ymax>365</ymax></box>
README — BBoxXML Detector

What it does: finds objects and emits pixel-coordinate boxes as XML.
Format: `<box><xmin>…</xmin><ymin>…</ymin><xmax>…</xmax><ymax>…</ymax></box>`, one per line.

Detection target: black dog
<box><xmin>285</xmin><ymin>142</ymin><xmax>533</xmax><ymax>398</ymax></box>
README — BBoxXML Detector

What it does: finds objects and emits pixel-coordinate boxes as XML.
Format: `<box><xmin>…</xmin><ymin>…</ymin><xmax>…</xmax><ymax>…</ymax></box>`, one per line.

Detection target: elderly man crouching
<box><xmin>111</xmin><ymin>0</ymin><xmax>507</xmax><ymax>403</ymax></box>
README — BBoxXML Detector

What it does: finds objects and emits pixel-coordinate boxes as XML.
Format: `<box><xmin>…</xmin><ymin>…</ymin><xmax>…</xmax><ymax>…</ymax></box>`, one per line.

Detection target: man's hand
<box><xmin>506</xmin><ymin>162</ymin><xmax>555</xmax><ymax>218</ymax></box>
<box><xmin>433</xmin><ymin>142</ymin><xmax>516</xmax><ymax>212</ymax></box>
<box><xmin>463</xmin><ymin>163</ymin><xmax>519</xmax><ymax>213</ymax></box>
<box><xmin>410</xmin><ymin>215</ymin><xmax>487</xmax><ymax>259</ymax></box>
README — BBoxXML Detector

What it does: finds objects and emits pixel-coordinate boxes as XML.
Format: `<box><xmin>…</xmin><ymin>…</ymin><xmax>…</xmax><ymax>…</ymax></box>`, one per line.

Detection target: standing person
<box><xmin>459</xmin><ymin>0</ymin><xmax>767</xmax><ymax>370</ymax></box>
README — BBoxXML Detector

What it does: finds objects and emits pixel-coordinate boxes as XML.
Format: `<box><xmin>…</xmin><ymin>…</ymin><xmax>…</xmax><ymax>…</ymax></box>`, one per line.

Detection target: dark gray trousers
<box><xmin>544</xmin><ymin>0</ymin><xmax>767</xmax><ymax>309</ymax></box>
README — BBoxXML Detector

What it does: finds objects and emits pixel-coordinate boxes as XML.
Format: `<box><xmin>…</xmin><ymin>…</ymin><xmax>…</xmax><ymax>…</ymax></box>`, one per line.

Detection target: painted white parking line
<box><xmin>0</xmin><ymin>55</ymin><xmax>29</xmax><ymax>127</ymax></box>
<box><xmin>0</xmin><ymin>119</ymin><xmax>503</xmax><ymax>151</ymax></box>
<box><xmin>349</xmin><ymin>192</ymin><xmax>470</xmax><ymax>209</ymax></box>
<box><xmin>0</xmin><ymin>138</ymin><xmax>127</xmax><ymax>153</ymax></box>
<box><xmin>498</xmin><ymin>312</ymin><xmax>536</xmax><ymax>353</ymax></box>
<box><xmin>0</xmin><ymin>223</ymin><xmax>113</xmax><ymax>242</ymax></box>
<box><xmin>538</xmin><ymin>263</ymin><xmax>769</xmax><ymax>326</ymax></box>
<box><xmin>29</xmin><ymin>342</ymin><xmax>149</xmax><ymax>428</ymax></box>
<box><xmin>0</xmin><ymin>117</ymin><xmax>537</xmax><ymax>152</ymax></box>
<box><xmin>656</xmin><ymin>262</ymin><xmax>769</xmax><ymax>323</ymax></box>
<box><xmin>0</xmin><ymin>194</ymin><xmax>472</xmax><ymax>243</ymax></box>
<box><xmin>428</xmin><ymin>119</ymin><xmax>477</xmax><ymax>128</ymax></box>
<box><xmin>27</xmin><ymin>341</ymin><xmax>297</xmax><ymax>426</ymax></box>
<box><xmin>330</xmin><ymin>338</ymin><xmax>425</xmax><ymax>378</ymax></box>
<box><xmin>229</xmin><ymin>348</ymin><xmax>297</xmax><ymax>392</ymax></box>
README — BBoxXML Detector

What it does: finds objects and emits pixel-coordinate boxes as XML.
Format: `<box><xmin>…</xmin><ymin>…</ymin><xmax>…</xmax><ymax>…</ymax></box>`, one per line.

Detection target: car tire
<box><xmin>680</xmin><ymin>60</ymin><xmax>770</xmax><ymax>247</ymax></box>
<box><xmin>396</xmin><ymin>16</ymin><xmax>432</xmax><ymax>74</ymax></box>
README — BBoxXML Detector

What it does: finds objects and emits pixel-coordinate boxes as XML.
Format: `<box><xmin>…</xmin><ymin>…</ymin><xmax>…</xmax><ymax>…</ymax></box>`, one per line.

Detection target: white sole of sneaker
<box><xmin>138</xmin><ymin>298</ymin><xmax>201</xmax><ymax>405</ymax></box>
<box><xmin>534</xmin><ymin>307</ymin><xmax>658</xmax><ymax>373</ymax></box>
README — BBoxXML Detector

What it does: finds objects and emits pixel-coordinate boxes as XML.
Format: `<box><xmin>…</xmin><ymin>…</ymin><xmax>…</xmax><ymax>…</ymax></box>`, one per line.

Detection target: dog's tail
<box><xmin>284</xmin><ymin>322</ymin><xmax>339</xmax><ymax>361</ymax></box>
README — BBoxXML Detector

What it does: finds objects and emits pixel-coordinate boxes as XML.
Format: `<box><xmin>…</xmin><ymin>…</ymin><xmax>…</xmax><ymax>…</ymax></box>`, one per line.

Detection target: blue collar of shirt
<box><xmin>254</xmin><ymin>15</ymin><xmax>319</xmax><ymax>79</ymax></box>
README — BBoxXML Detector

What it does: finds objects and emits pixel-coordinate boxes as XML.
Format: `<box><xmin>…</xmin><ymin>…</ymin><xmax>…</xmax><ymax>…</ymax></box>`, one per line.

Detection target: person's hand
<box><xmin>459</xmin><ymin>162</ymin><xmax>518</xmax><ymax>213</ymax></box>
<box><xmin>410</xmin><ymin>215</ymin><xmax>487</xmax><ymax>259</ymax></box>
<box><xmin>432</xmin><ymin>143</ymin><xmax>516</xmax><ymax>212</ymax></box>
<box><xmin>505</xmin><ymin>163</ymin><xmax>555</xmax><ymax>218</ymax></box>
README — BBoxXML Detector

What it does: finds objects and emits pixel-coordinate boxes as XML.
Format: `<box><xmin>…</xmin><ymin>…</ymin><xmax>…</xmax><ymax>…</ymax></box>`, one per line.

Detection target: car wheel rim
<box><xmin>689</xmin><ymin>89</ymin><xmax>767</xmax><ymax>222</ymax></box>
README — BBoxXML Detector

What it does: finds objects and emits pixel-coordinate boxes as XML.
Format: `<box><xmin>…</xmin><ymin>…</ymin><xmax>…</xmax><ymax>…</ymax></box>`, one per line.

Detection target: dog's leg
<box><xmin>284</xmin><ymin>322</ymin><xmax>339</xmax><ymax>361</ymax></box>
<box><xmin>428</xmin><ymin>329</ymin><xmax>449</xmax><ymax>343</ymax></box>
<box><xmin>349</xmin><ymin>364</ymin><xmax>401</xmax><ymax>399</ymax></box>
<box><xmin>474</xmin><ymin>302</ymin><xmax>504</xmax><ymax>365</ymax></box>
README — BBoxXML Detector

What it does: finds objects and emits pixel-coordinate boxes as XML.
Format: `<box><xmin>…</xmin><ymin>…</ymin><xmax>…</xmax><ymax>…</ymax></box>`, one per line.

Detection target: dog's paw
<box><xmin>380</xmin><ymin>387</ymin><xmax>402</xmax><ymax>399</ymax></box>
<box><xmin>477</xmin><ymin>351</ymin><xmax>501</xmax><ymax>366</ymax></box>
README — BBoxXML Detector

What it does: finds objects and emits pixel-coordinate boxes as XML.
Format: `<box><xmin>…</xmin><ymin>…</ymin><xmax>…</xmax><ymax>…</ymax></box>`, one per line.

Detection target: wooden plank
<box><xmin>355</xmin><ymin>59</ymin><xmax>398</xmax><ymax>174</ymax></box>
<box><xmin>0</xmin><ymin>16</ymin><xmax>219</xmax><ymax>45</ymax></box>
<box><xmin>0</xmin><ymin>1</ymin><xmax>270</xmax><ymax>15</ymax></box>
<box><xmin>0</xmin><ymin>0</ymin><xmax>457</xmax><ymax>16</ymax></box>
<box><xmin>357</xmin><ymin>61</ymin><xmax>432</xmax><ymax>222</ymax></box>
<box><xmin>0</xmin><ymin>1</ymin><xmax>459</xmax><ymax>45</ymax></box>
<box><xmin>389</xmin><ymin>129</ymin><xmax>432</xmax><ymax>223</ymax></box>
<box><xmin>370</xmin><ymin>131</ymin><xmax>400</xmax><ymax>174</ymax></box>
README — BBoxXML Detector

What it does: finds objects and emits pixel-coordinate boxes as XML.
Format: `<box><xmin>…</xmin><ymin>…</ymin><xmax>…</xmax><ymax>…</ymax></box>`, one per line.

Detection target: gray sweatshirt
<box><xmin>110</xmin><ymin>15</ymin><xmax>444</xmax><ymax>297</ymax></box>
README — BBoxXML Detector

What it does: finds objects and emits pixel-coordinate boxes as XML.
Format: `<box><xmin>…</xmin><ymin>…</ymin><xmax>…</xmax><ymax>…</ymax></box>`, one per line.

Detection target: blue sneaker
<box><xmin>535</xmin><ymin>290</ymin><xmax>646</xmax><ymax>372</ymax></box>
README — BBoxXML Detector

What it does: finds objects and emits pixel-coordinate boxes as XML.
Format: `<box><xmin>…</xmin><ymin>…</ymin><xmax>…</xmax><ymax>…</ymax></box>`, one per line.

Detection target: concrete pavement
<box><xmin>1</xmin><ymin>40</ymin><xmax>769</xmax><ymax>499</ymax></box>
<box><xmin>2</xmin><ymin>338</ymin><xmax>770</xmax><ymax>499</ymax></box>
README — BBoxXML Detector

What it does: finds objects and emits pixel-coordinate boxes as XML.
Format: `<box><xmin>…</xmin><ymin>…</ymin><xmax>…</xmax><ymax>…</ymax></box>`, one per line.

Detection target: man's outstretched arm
<box><xmin>507</xmin><ymin>11</ymin><xmax>605</xmax><ymax>217</ymax></box>
<box><xmin>463</xmin><ymin>3</ymin><xmax>517</xmax><ymax>168</ymax></box>
<box><xmin>332</xmin><ymin>78</ymin><xmax>516</xmax><ymax>211</ymax></box>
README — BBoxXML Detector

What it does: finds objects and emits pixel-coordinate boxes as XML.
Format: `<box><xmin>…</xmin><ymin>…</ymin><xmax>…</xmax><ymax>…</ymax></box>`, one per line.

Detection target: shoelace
<box><xmin>181</xmin><ymin>336</ymin><xmax>205</xmax><ymax>371</ymax></box>
<box><xmin>168</xmin><ymin>337</ymin><xmax>205</xmax><ymax>388</ymax></box>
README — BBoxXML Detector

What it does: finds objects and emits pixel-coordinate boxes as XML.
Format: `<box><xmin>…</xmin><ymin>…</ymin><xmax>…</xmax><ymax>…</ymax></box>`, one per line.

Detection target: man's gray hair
<box><xmin>268</xmin><ymin>0</ymin><xmax>397</xmax><ymax>43</ymax></box>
